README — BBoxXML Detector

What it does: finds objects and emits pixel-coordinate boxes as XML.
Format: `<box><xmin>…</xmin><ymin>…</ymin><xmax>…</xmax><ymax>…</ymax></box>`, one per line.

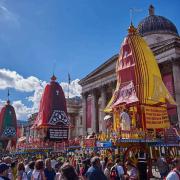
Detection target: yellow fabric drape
<box><xmin>113</xmin><ymin>111</ymin><xmax>120</xmax><ymax>131</ymax></box>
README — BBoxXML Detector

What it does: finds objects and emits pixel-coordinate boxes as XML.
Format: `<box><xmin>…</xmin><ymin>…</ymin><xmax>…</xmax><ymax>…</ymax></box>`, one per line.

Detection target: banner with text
<box><xmin>47</xmin><ymin>128</ymin><xmax>68</xmax><ymax>141</ymax></box>
<box><xmin>144</xmin><ymin>106</ymin><xmax>170</xmax><ymax>129</ymax></box>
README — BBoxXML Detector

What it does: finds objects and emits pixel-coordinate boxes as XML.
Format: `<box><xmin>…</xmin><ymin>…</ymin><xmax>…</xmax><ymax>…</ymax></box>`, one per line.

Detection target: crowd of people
<box><xmin>0</xmin><ymin>152</ymin><xmax>179</xmax><ymax>180</ymax></box>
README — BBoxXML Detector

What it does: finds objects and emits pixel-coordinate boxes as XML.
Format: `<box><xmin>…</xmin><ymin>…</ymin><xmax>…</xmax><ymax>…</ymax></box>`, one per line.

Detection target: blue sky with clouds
<box><xmin>0</xmin><ymin>0</ymin><xmax>179</xmax><ymax>120</ymax></box>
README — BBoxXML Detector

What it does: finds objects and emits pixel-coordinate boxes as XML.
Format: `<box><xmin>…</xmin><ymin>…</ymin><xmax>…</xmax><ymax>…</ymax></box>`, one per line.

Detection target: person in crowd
<box><xmin>104</xmin><ymin>162</ymin><xmax>113</xmax><ymax>180</ymax></box>
<box><xmin>110</xmin><ymin>158</ymin><xmax>124</xmax><ymax>180</ymax></box>
<box><xmin>166</xmin><ymin>158</ymin><xmax>180</xmax><ymax>180</ymax></box>
<box><xmin>101</xmin><ymin>157</ymin><xmax>109</xmax><ymax>171</ymax></box>
<box><xmin>80</xmin><ymin>158</ymin><xmax>91</xmax><ymax>178</ymax></box>
<box><xmin>24</xmin><ymin>160</ymin><xmax>29</xmax><ymax>173</ymax></box>
<box><xmin>17</xmin><ymin>162</ymin><xmax>28</xmax><ymax>180</ymax></box>
<box><xmin>32</xmin><ymin>160</ymin><xmax>46</xmax><ymax>180</ymax></box>
<box><xmin>59</xmin><ymin>163</ymin><xmax>79</xmax><ymax>180</ymax></box>
<box><xmin>0</xmin><ymin>163</ymin><xmax>10</xmax><ymax>180</ymax></box>
<box><xmin>54</xmin><ymin>160</ymin><xmax>63</xmax><ymax>174</ymax></box>
<box><xmin>44</xmin><ymin>158</ymin><xmax>56</xmax><ymax>180</ymax></box>
<box><xmin>27</xmin><ymin>161</ymin><xmax>35</xmax><ymax>180</ymax></box>
<box><xmin>156</xmin><ymin>154</ymin><xmax>169</xmax><ymax>179</ymax></box>
<box><xmin>125</xmin><ymin>161</ymin><xmax>138</xmax><ymax>180</ymax></box>
<box><xmin>75</xmin><ymin>159</ymin><xmax>81</xmax><ymax>177</ymax></box>
<box><xmin>55</xmin><ymin>168</ymin><xmax>61</xmax><ymax>180</ymax></box>
<box><xmin>51</xmin><ymin>156</ymin><xmax>57</xmax><ymax>169</ymax></box>
<box><xmin>137</xmin><ymin>151</ymin><xmax>147</xmax><ymax>180</ymax></box>
<box><xmin>3</xmin><ymin>157</ymin><xmax>13</xmax><ymax>180</ymax></box>
<box><xmin>11</xmin><ymin>161</ymin><xmax>17</xmax><ymax>180</ymax></box>
<box><xmin>85</xmin><ymin>156</ymin><xmax>107</xmax><ymax>180</ymax></box>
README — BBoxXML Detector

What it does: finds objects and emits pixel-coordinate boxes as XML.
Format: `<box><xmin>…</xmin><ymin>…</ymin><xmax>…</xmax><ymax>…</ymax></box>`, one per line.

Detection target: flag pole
<box><xmin>7</xmin><ymin>89</ymin><xmax>10</xmax><ymax>101</ymax></box>
<box><xmin>129</xmin><ymin>8</ymin><xmax>142</xmax><ymax>24</ymax></box>
<box><xmin>68</xmin><ymin>73</ymin><xmax>71</xmax><ymax>139</ymax></box>
<box><xmin>68</xmin><ymin>73</ymin><xmax>71</xmax><ymax>99</ymax></box>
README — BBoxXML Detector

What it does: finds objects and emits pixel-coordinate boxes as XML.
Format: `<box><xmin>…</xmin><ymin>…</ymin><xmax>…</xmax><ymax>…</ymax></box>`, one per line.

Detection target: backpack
<box><xmin>110</xmin><ymin>166</ymin><xmax>120</xmax><ymax>180</ymax></box>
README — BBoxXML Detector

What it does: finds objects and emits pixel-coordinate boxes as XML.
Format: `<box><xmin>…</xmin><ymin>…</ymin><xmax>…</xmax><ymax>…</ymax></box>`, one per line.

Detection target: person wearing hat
<box><xmin>0</xmin><ymin>163</ymin><xmax>10</xmax><ymax>180</ymax></box>
<box><xmin>85</xmin><ymin>156</ymin><xmax>107</xmax><ymax>180</ymax></box>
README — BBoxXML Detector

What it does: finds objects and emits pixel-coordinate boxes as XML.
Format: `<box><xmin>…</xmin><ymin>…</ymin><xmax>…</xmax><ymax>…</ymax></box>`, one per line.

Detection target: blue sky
<box><xmin>0</xmin><ymin>0</ymin><xmax>179</xmax><ymax>120</ymax></box>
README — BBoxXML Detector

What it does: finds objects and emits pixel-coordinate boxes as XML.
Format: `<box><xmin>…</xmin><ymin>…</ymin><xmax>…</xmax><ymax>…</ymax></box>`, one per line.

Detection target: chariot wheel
<box><xmin>166</xmin><ymin>146</ymin><xmax>178</xmax><ymax>163</ymax></box>
<box><xmin>123</xmin><ymin>144</ymin><xmax>153</xmax><ymax>179</ymax></box>
<box><xmin>123</xmin><ymin>144</ymin><xmax>147</xmax><ymax>166</ymax></box>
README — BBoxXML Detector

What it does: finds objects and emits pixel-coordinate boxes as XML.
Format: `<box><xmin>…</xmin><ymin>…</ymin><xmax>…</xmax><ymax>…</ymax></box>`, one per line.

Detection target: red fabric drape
<box><xmin>34</xmin><ymin>80</ymin><xmax>68</xmax><ymax>128</ymax></box>
<box><xmin>163</xmin><ymin>74</ymin><xmax>177</xmax><ymax>116</ymax></box>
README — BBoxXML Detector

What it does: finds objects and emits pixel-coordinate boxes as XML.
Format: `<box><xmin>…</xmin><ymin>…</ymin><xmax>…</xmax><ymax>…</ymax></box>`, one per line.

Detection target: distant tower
<box><xmin>0</xmin><ymin>90</ymin><xmax>17</xmax><ymax>150</ymax></box>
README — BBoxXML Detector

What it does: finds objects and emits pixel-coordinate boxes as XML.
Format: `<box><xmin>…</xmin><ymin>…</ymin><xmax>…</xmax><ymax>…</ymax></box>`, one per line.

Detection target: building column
<box><xmin>82</xmin><ymin>93</ymin><xmax>87</xmax><ymax>136</ymax></box>
<box><xmin>100</xmin><ymin>86</ymin><xmax>107</xmax><ymax>133</ymax></box>
<box><xmin>172</xmin><ymin>61</ymin><xmax>180</xmax><ymax>127</ymax></box>
<box><xmin>68</xmin><ymin>115</ymin><xmax>71</xmax><ymax>139</ymax></box>
<box><xmin>91</xmin><ymin>90</ymin><xmax>98</xmax><ymax>133</ymax></box>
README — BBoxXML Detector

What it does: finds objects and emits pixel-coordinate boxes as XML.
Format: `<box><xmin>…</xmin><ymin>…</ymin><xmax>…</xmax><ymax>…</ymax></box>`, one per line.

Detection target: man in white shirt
<box><xmin>50</xmin><ymin>157</ymin><xmax>57</xmax><ymax>169</ymax></box>
<box><xmin>120</xmin><ymin>109</ymin><xmax>131</xmax><ymax>131</ymax></box>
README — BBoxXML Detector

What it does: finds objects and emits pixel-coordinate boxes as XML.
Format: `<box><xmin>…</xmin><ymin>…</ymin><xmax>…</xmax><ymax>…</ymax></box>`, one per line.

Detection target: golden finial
<box><xmin>128</xmin><ymin>23</ymin><xmax>137</xmax><ymax>34</ymax></box>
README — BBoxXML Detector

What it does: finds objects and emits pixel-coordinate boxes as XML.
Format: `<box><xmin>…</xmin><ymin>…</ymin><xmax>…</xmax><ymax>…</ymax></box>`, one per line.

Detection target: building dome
<box><xmin>138</xmin><ymin>5</ymin><xmax>178</xmax><ymax>36</ymax></box>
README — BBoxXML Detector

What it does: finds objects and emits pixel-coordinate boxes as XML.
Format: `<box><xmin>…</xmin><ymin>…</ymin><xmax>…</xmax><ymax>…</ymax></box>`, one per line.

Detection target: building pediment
<box><xmin>79</xmin><ymin>54</ymin><xmax>118</xmax><ymax>86</ymax></box>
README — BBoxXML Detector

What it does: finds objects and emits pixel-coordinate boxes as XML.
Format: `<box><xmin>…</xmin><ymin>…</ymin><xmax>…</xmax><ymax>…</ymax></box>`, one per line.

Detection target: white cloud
<box><xmin>61</xmin><ymin>79</ymin><xmax>82</xmax><ymax>98</ymax></box>
<box><xmin>0</xmin><ymin>68</ymin><xmax>82</xmax><ymax>120</ymax></box>
<box><xmin>27</xmin><ymin>82</ymin><xmax>46</xmax><ymax>111</ymax></box>
<box><xmin>0</xmin><ymin>68</ymin><xmax>46</xmax><ymax>92</ymax></box>
<box><xmin>0</xmin><ymin>68</ymin><xmax>46</xmax><ymax>120</ymax></box>
<box><xmin>12</xmin><ymin>100</ymin><xmax>32</xmax><ymax>120</ymax></box>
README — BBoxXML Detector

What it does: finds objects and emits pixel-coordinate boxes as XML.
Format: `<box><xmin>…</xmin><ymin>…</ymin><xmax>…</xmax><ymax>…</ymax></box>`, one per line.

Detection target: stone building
<box><xmin>67</xmin><ymin>96</ymin><xmax>83</xmax><ymax>138</ymax></box>
<box><xmin>79</xmin><ymin>5</ymin><xmax>180</xmax><ymax>135</ymax></box>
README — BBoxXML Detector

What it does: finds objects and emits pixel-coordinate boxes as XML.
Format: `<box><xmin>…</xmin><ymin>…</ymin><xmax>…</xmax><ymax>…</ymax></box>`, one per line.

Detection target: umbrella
<box><xmin>104</xmin><ymin>115</ymin><xmax>112</xmax><ymax>121</ymax></box>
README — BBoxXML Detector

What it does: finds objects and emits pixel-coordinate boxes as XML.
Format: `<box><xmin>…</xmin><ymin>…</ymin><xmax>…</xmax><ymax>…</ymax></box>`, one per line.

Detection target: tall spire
<box><xmin>149</xmin><ymin>5</ymin><xmax>155</xmax><ymax>16</ymax></box>
<box><xmin>51</xmin><ymin>74</ymin><xmax>57</xmax><ymax>82</ymax></box>
<box><xmin>51</xmin><ymin>60</ymin><xmax>57</xmax><ymax>82</ymax></box>
<box><xmin>7</xmin><ymin>89</ymin><xmax>10</xmax><ymax>104</ymax></box>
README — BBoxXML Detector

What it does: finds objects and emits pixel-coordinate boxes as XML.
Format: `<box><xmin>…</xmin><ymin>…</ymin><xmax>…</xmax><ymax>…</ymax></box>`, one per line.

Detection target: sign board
<box><xmin>83</xmin><ymin>138</ymin><xmax>95</xmax><ymax>147</ymax></box>
<box><xmin>165</xmin><ymin>128</ymin><xmax>179</xmax><ymax>144</ymax></box>
<box><xmin>96</xmin><ymin>141</ymin><xmax>112</xmax><ymax>148</ymax></box>
<box><xmin>47</xmin><ymin>128</ymin><xmax>68</xmax><ymax>141</ymax></box>
<box><xmin>144</xmin><ymin>106</ymin><xmax>170</xmax><ymax>129</ymax></box>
